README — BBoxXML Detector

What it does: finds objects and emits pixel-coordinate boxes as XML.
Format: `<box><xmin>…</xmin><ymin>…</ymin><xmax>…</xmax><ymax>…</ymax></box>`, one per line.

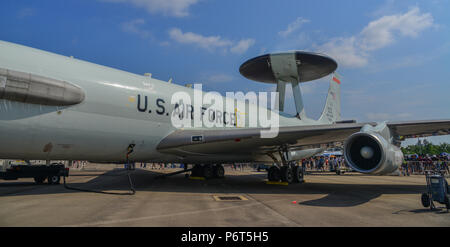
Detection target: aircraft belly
<box><xmin>157</xmin><ymin>154</ymin><xmax>255</xmax><ymax>164</ymax></box>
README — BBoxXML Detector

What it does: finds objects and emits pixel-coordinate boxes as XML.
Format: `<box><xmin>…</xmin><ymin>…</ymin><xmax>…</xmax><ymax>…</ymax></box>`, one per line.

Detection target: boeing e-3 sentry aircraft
<box><xmin>0</xmin><ymin>40</ymin><xmax>449</xmax><ymax>184</ymax></box>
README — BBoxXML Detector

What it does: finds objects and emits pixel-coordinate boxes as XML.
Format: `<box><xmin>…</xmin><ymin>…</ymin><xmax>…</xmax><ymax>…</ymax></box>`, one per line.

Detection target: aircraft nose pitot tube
<box><xmin>344</xmin><ymin>122</ymin><xmax>403</xmax><ymax>175</ymax></box>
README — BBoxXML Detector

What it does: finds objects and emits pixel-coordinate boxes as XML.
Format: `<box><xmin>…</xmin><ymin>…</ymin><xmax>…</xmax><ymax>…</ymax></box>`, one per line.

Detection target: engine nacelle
<box><xmin>344</xmin><ymin>122</ymin><xmax>403</xmax><ymax>175</ymax></box>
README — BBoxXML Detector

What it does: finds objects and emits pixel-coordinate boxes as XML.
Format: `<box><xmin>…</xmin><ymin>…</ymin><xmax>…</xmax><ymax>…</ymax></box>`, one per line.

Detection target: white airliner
<box><xmin>0</xmin><ymin>40</ymin><xmax>448</xmax><ymax>184</ymax></box>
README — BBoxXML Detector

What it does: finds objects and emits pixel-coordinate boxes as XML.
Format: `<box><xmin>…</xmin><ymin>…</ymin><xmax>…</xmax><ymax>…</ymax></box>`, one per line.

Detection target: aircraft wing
<box><xmin>384</xmin><ymin>120</ymin><xmax>450</xmax><ymax>137</ymax></box>
<box><xmin>157</xmin><ymin>120</ymin><xmax>450</xmax><ymax>156</ymax></box>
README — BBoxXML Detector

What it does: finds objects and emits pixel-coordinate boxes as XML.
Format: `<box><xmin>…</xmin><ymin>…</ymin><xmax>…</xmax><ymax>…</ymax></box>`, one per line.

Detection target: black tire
<box><xmin>213</xmin><ymin>165</ymin><xmax>225</xmax><ymax>178</ymax></box>
<box><xmin>47</xmin><ymin>175</ymin><xmax>60</xmax><ymax>185</ymax></box>
<box><xmin>34</xmin><ymin>177</ymin><xmax>46</xmax><ymax>184</ymax></box>
<box><xmin>191</xmin><ymin>165</ymin><xmax>202</xmax><ymax>177</ymax></box>
<box><xmin>268</xmin><ymin>166</ymin><xmax>280</xmax><ymax>182</ymax></box>
<box><xmin>202</xmin><ymin>165</ymin><xmax>213</xmax><ymax>179</ymax></box>
<box><xmin>293</xmin><ymin>166</ymin><xmax>304</xmax><ymax>183</ymax></box>
<box><xmin>421</xmin><ymin>193</ymin><xmax>430</xmax><ymax>208</ymax></box>
<box><xmin>280</xmin><ymin>166</ymin><xmax>294</xmax><ymax>184</ymax></box>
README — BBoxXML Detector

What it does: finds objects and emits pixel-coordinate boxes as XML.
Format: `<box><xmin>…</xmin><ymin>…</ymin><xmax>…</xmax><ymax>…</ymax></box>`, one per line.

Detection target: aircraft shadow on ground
<box><xmin>0</xmin><ymin>168</ymin><xmax>428</xmax><ymax>208</ymax></box>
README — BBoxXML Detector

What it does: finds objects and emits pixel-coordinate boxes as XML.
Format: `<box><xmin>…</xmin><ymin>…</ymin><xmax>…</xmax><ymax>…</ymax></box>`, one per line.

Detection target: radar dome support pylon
<box><xmin>239</xmin><ymin>51</ymin><xmax>338</xmax><ymax>119</ymax></box>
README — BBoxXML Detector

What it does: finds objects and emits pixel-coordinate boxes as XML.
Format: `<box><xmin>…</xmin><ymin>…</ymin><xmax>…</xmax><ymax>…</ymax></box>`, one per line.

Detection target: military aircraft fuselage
<box><xmin>0</xmin><ymin>41</ymin><xmax>319</xmax><ymax>163</ymax></box>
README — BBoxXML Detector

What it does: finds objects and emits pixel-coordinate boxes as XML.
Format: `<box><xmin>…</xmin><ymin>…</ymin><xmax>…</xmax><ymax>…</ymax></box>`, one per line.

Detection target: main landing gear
<box><xmin>267</xmin><ymin>146</ymin><xmax>305</xmax><ymax>184</ymax></box>
<box><xmin>191</xmin><ymin>164</ymin><xmax>225</xmax><ymax>179</ymax></box>
<box><xmin>154</xmin><ymin>164</ymin><xmax>224</xmax><ymax>180</ymax></box>
<box><xmin>268</xmin><ymin>163</ymin><xmax>304</xmax><ymax>184</ymax></box>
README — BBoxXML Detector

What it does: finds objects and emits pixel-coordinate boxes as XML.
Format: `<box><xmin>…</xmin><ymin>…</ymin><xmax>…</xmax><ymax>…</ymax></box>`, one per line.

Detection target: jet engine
<box><xmin>344</xmin><ymin>122</ymin><xmax>403</xmax><ymax>175</ymax></box>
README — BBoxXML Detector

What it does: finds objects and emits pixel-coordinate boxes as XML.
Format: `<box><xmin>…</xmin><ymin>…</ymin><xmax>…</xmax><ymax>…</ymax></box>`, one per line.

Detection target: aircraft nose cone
<box><xmin>360</xmin><ymin>146</ymin><xmax>374</xmax><ymax>159</ymax></box>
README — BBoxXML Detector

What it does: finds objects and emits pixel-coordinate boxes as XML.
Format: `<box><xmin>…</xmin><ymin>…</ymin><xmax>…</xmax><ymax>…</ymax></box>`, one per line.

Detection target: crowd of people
<box><xmin>138</xmin><ymin>163</ymin><xmax>179</xmax><ymax>169</ymax></box>
<box><xmin>119</xmin><ymin>156</ymin><xmax>350</xmax><ymax>173</ymax></box>
<box><xmin>299</xmin><ymin>156</ymin><xmax>347</xmax><ymax>172</ymax></box>
<box><xmin>299</xmin><ymin>154</ymin><xmax>450</xmax><ymax>176</ymax></box>
<box><xmin>401</xmin><ymin>155</ymin><xmax>449</xmax><ymax>176</ymax></box>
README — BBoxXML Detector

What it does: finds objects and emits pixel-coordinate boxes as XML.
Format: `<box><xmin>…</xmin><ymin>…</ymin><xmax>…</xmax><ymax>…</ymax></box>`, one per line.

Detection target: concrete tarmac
<box><xmin>0</xmin><ymin>164</ymin><xmax>449</xmax><ymax>227</ymax></box>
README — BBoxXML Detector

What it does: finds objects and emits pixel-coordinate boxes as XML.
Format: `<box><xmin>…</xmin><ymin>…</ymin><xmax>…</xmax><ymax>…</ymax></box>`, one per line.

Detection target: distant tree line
<box><xmin>401</xmin><ymin>142</ymin><xmax>450</xmax><ymax>156</ymax></box>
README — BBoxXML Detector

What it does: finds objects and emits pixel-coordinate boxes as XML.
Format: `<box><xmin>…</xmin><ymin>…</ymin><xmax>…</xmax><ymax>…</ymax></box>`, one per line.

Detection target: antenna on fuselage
<box><xmin>239</xmin><ymin>51</ymin><xmax>337</xmax><ymax>119</ymax></box>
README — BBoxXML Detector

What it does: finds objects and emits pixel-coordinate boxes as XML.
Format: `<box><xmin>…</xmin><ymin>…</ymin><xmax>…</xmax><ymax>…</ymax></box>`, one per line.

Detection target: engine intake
<box><xmin>344</xmin><ymin>123</ymin><xmax>403</xmax><ymax>175</ymax></box>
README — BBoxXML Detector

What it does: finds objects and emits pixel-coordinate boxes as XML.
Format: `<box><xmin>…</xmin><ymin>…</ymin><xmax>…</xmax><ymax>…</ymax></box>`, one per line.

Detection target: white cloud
<box><xmin>316</xmin><ymin>7</ymin><xmax>434</xmax><ymax>68</ymax></box>
<box><xmin>230</xmin><ymin>39</ymin><xmax>256</xmax><ymax>54</ymax></box>
<box><xmin>169</xmin><ymin>28</ymin><xmax>255</xmax><ymax>54</ymax></box>
<box><xmin>169</xmin><ymin>28</ymin><xmax>232</xmax><ymax>51</ymax></box>
<box><xmin>318</xmin><ymin>37</ymin><xmax>369</xmax><ymax>68</ymax></box>
<box><xmin>100</xmin><ymin>0</ymin><xmax>199</xmax><ymax>17</ymax></box>
<box><xmin>121</xmin><ymin>19</ymin><xmax>151</xmax><ymax>38</ymax></box>
<box><xmin>278</xmin><ymin>17</ymin><xmax>310</xmax><ymax>37</ymax></box>
<box><xmin>359</xmin><ymin>7</ymin><xmax>433</xmax><ymax>51</ymax></box>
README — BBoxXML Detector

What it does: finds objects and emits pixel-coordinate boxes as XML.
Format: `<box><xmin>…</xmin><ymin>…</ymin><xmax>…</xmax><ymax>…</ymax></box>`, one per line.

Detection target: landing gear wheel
<box><xmin>191</xmin><ymin>165</ymin><xmax>203</xmax><ymax>177</ymax></box>
<box><xmin>48</xmin><ymin>175</ymin><xmax>60</xmax><ymax>185</ymax></box>
<box><xmin>293</xmin><ymin>166</ymin><xmax>304</xmax><ymax>183</ymax></box>
<box><xmin>268</xmin><ymin>166</ymin><xmax>281</xmax><ymax>182</ymax></box>
<box><xmin>421</xmin><ymin>193</ymin><xmax>430</xmax><ymax>208</ymax></box>
<box><xmin>213</xmin><ymin>165</ymin><xmax>225</xmax><ymax>178</ymax></box>
<box><xmin>34</xmin><ymin>177</ymin><xmax>46</xmax><ymax>184</ymax></box>
<box><xmin>202</xmin><ymin>165</ymin><xmax>213</xmax><ymax>179</ymax></box>
<box><xmin>280</xmin><ymin>166</ymin><xmax>294</xmax><ymax>184</ymax></box>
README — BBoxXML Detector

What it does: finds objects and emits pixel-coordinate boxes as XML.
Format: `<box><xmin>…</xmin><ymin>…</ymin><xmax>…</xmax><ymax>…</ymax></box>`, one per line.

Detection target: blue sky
<box><xmin>1</xmin><ymin>0</ymin><xmax>449</xmax><ymax>145</ymax></box>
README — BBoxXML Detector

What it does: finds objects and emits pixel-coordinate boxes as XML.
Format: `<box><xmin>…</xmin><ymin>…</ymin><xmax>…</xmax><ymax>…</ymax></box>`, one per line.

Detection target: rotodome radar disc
<box><xmin>239</xmin><ymin>51</ymin><xmax>338</xmax><ymax>83</ymax></box>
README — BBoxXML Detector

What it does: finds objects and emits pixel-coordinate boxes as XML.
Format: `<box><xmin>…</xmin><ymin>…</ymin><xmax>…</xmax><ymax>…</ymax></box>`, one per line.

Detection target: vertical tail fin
<box><xmin>318</xmin><ymin>73</ymin><xmax>341</xmax><ymax>124</ymax></box>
